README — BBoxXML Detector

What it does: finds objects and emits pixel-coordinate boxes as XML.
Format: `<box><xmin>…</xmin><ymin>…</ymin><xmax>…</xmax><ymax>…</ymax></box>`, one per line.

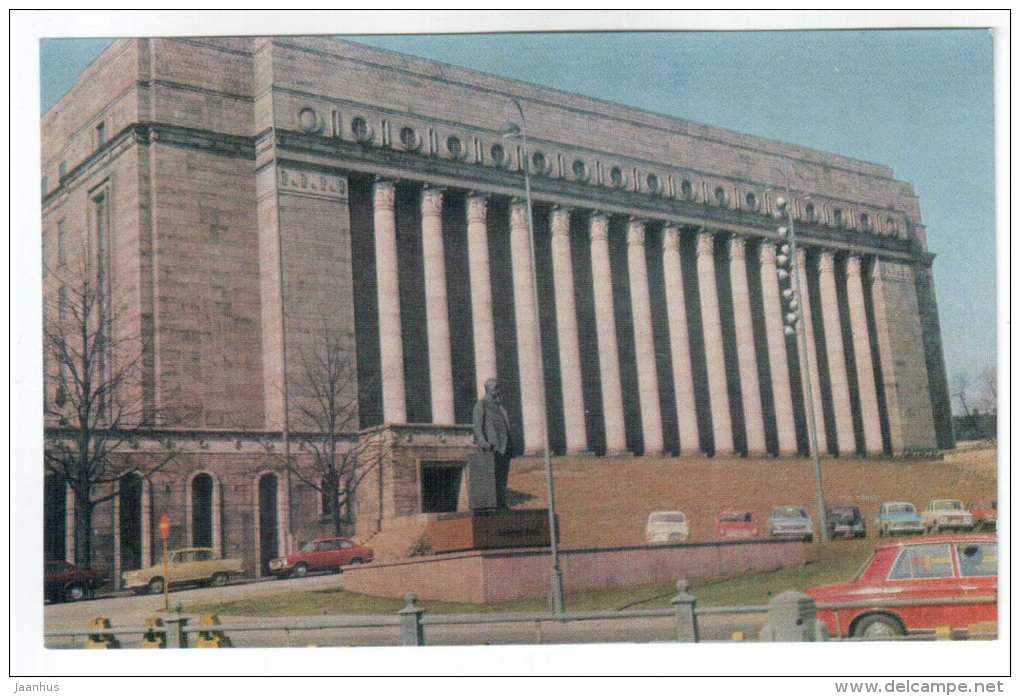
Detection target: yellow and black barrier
<box><xmin>141</xmin><ymin>616</ymin><xmax>167</xmax><ymax>649</ymax></box>
<box><xmin>85</xmin><ymin>617</ymin><xmax>120</xmax><ymax>649</ymax></box>
<box><xmin>194</xmin><ymin>614</ymin><xmax>232</xmax><ymax>648</ymax></box>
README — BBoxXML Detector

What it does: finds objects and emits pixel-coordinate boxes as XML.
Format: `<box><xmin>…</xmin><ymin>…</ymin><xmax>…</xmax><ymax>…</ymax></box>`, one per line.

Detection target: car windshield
<box><xmin>830</xmin><ymin>508</ymin><xmax>858</xmax><ymax>523</ymax></box>
<box><xmin>651</xmin><ymin>513</ymin><xmax>685</xmax><ymax>524</ymax></box>
<box><xmin>887</xmin><ymin>503</ymin><xmax>915</xmax><ymax>515</ymax></box>
<box><xmin>773</xmin><ymin>507</ymin><xmax>806</xmax><ymax>519</ymax></box>
<box><xmin>933</xmin><ymin>500</ymin><xmax>963</xmax><ymax>511</ymax></box>
<box><xmin>720</xmin><ymin>512</ymin><xmax>751</xmax><ymax>523</ymax></box>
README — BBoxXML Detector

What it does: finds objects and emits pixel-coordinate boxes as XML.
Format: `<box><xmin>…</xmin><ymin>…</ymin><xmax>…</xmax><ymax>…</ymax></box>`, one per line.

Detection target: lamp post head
<box><xmin>500</xmin><ymin>120</ymin><xmax>522</xmax><ymax>139</ymax></box>
<box><xmin>775</xmin><ymin>196</ymin><xmax>787</xmax><ymax>210</ymax></box>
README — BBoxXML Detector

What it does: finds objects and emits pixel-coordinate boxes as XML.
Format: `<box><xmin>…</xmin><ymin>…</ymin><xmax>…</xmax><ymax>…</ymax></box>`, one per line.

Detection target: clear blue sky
<box><xmin>40</xmin><ymin>31</ymin><xmax>996</xmax><ymax>407</ymax></box>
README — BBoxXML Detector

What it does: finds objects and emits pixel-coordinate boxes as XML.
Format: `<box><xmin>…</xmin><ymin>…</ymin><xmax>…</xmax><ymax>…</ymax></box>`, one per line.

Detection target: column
<box><xmin>728</xmin><ymin>237</ymin><xmax>767</xmax><ymax>455</ymax></box>
<box><xmin>758</xmin><ymin>242</ymin><xmax>798</xmax><ymax>454</ymax></box>
<box><xmin>696</xmin><ymin>230</ymin><xmax>734</xmax><ymax>455</ymax></box>
<box><xmin>373</xmin><ymin>180</ymin><xmax>406</xmax><ymax>424</ymax></box>
<box><xmin>845</xmin><ymin>255</ymin><xmax>884</xmax><ymax>454</ymax></box>
<box><xmin>589</xmin><ymin>213</ymin><xmax>627</xmax><ymax>454</ymax></box>
<box><xmin>466</xmin><ymin>193</ymin><xmax>497</xmax><ymax>399</ymax></box>
<box><xmin>817</xmin><ymin>251</ymin><xmax>855</xmax><ymax>455</ymax></box>
<box><xmin>420</xmin><ymin>186</ymin><xmax>455</xmax><ymax>424</ymax></box>
<box><xmin>796</xmin><ymin>248</ymin><xmax>828</xmax><ymax>454</ymax></box>
<box><xmin>627</xmin><ymin>219</ymin><xmax>664</xmax><ymax>455</ymax></box>
<box><xmin>550</xmin><ymin>206</ymin><xmax>588</xmax><ymax>453</ymax></box>
<box><xmin>869</xmin><ymin>260</ymin><xmax>904</xmax><ymax>451</ymax></box>
<box><xmin>661</xmin><ymin>225</ymin><xmax>700</xmax><ymax>453</ymax></box>
<box><xmin>509</xmin><ymin>199</ymin><xmax>546</xmax><ymax>454</ymax></box>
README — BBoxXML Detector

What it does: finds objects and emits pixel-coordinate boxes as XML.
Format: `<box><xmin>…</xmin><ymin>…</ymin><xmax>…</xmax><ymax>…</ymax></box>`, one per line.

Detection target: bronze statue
<box><xmin>472</xmin><ymin>378</ymin><xmax>512</xmax><ymax>508</ymax></box>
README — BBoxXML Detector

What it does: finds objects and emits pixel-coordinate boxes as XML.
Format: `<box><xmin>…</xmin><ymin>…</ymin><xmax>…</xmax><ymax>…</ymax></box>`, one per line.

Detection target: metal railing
<box><xmin>44</xmin><ymin>579</ymin><xmax>996</xmax><ymax>648</ymax></box>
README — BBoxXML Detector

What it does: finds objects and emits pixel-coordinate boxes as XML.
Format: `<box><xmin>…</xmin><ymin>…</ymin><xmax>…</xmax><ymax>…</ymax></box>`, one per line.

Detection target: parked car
<box><xmin>767</xmin><ymin>506</ymin><xmax>813</xmax><ymax>542</ymax></box>
<box><xmin>645</xmin><ymin>511</ymin><xmax>689</xmax><ymax>544</ymax></box>
<box><xmin>923</xmin><ymin>499</ymin><xmax>974</xmax><ymax>534</ymax></box>
<box><xmin>970</xmin><ymin>499</ymin><xmax>997</xmax><ymax>531</ymax></box>
<box><xmin>715</xmin><ymin>509</ymin><xmax>758</xmax><ymax>539</ymax></box>
<box><xmin>876</xmin><ymin>501</ymin><xmax>925</xmax><ymax>537</ymax></box>
<box><xmin>827</xmin><ymin>505</ymin><xmax>866</xmax><ymax>539</ymax></box>
<box><xmin>121</xmin><ymin>548</ymin><xmax>244</xmax><ymax>594</ymax></box>
<box><xmin>45</xmin><ymin>560</ymin><xmax>106</xmax><ymax>603</ymax></box>
<box><xmin>807</xmin><ymin>535</ymin><xmax>997</xmax><ymax>638</ymax></box>
<box><xmin>269</xmin><ymin>537</ymin><xmax>375</xmax><ymax>578</ymax></box>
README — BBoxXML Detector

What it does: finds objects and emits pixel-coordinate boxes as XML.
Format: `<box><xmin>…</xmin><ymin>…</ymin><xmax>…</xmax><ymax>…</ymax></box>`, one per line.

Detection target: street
<box><xmin>44</xmin><ymin>574</ymin><xmax>766</xmax><ymax>648</ymax></box>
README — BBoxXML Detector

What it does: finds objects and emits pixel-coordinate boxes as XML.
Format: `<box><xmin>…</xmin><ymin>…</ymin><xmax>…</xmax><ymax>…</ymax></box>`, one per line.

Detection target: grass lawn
<box><xmin>187</xmin><ymin>539</ymin><xmax>875</xmax><ymax>617</ymax></box>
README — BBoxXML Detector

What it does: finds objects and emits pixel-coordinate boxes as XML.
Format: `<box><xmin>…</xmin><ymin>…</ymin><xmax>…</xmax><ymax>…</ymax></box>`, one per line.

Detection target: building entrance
<box><xmin>420</xmin><ymin>462</ymin><xmax>463</xmax><ymax>513</ymax></box>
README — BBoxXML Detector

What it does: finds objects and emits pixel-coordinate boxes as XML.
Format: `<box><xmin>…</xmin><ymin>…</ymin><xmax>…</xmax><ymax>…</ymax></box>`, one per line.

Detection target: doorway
<box><xmin>258</xmin><ymin>473</ymin><xmax>279</xmax><ymax>575</ymax></box>
<box><xmin>420</xmin><ymin>462</ymin><xmax>463</xmax><ymax>513</ymax></box>
<box><xmin>44</xmin><ymin>476</ymin><xmax>66</xmax><ymax>562</ymax></box>
<box><xmin>118</xmin><ymin>473</ymin><xmax>143</xmax><ymax>571</ymax></box>
<box><xmin>191</xmin><ymin>473</ymin><xmax>214</xmax><ymax>548</ymax></box>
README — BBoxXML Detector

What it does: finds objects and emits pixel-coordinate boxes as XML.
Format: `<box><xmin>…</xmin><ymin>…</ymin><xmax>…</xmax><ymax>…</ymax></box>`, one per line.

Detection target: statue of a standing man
<box><xmin>472</xmin><ymin>378</ymin><xmax>512</xmax><ymax>508</ymax></box>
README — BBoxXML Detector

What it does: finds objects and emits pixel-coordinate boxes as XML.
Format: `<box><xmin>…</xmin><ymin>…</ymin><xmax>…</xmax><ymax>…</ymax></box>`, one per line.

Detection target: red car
<box><xmin>45</xmin><ymin>560</ymin><xmax>107</xmax><ymax>603</ymax></box>
<box><xmin>970</xmin><ymin>500</ymin><xmax>997</xmax><ymax>531</ymax></box>
<box><xmin>716</xmin><ymin>509</ymin><xmax>758</xmax><ymax>539</ymax></box>
<box><xmin>807</xmin><ymin>534</ymin><xmax>997</xmax><ymax>638</ymax></box>
<box><xmin>268</xmin><ymin>537</ymin><xmax>374</xmax><ymax>578</ymax></box>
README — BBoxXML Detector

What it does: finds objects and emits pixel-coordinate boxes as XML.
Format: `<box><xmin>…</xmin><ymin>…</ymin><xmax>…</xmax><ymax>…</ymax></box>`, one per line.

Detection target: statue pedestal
<box><xmin>428</xmin><ymin>508</ymin><xmax>553</xmax><ymax>554</ymax></box>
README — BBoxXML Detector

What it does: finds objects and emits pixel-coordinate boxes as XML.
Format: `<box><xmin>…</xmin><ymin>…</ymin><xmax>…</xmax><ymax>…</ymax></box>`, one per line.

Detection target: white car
<box><xmin>645</xmin><ymin>511</ymin><xmax>689</xmax><ymax>544</ymax></box>
<box><xmin>923</xmin><ymin>499</ymin><xmax>974</xmax><ymax>533</ymax></box>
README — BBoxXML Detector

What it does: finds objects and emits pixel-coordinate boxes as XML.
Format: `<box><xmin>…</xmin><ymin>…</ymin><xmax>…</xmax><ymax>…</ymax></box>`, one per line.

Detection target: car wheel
<box><xmin>805</xmin><ymin>534</ymin><xmax>813</xmax><ymax>543</ymax></box>
<box><xmin>65</xmin><ymin>583</ymin><xmax>85</xmax><ymax>602</ymax></box>
<box><xmin>148</xmin><ymin>577</ymin><xmax>165</xmax><ymax>595</ymax></box>
<box><xmin>291</xmin><ymin>563</ymin><xmax>308</xmax><ymax>579</ymax></box>
<box><xmin>349</xmin><ymin>557</ymin><xmax>364</xmax><ymax>565</ymax></box>
<box><xmin>210</xmin><ymin>573</ymin><xmax>228</xmax><ymax>587</ymax></box>
<box><xmin>853</xmin><ymin>614</ymin><xmax>904</xmax><ymax>639</ymax></box>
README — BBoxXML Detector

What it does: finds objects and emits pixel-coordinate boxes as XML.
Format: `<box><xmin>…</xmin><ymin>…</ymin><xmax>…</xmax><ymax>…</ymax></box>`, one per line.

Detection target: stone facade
<box><xmin>42</xmin><ymin>37</ymin><xmax>953</xmax><ymax>581</ymax></box>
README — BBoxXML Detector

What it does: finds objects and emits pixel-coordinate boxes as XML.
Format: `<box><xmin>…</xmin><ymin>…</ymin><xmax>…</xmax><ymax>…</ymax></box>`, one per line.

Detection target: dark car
<box><xmin>827</xmin><ymin>505</ymin><xmax>867</xmax><ymax>539</ymax></box>
<box><xmin>268</xmin><ymin>537</ymin><xmax>375</xmax><ymax>578</ymax></box>
<box><xmin>45</xmin><ymin>560</ymin><xmax>106</xmax><ymax>602</ymax></box>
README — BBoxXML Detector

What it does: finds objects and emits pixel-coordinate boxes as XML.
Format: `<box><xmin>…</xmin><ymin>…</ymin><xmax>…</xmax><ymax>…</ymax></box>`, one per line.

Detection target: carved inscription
<box><xmin>278</xmin><ymin>167</ymin><xmax>347</xmax><ymax>200</ymax></box>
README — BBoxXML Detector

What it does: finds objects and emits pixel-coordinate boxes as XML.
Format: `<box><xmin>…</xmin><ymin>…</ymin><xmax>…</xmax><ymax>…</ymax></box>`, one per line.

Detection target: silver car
<box><xmin>767</xmin><ymin>506</ymin><xmax>814</xmax><ymax>542</ymax></box>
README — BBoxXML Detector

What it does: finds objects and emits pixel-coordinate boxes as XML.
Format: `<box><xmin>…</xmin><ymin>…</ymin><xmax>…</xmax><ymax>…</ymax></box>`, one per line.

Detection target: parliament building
<box><xmin>41</xmin><ymin>37</ymin><xmax>954</xmax><ymax>582</ymax></box>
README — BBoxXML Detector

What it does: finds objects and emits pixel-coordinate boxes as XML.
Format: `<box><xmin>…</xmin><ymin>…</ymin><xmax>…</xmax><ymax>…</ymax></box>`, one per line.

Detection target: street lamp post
<box><xmin>771</xmin><ymin>163</ymin><xmax>830</xmax><ymax>543</ymax></box>
<box><xmin>500</xmin><ymin>98</ymin><xmax>566</xmax><ymax>612</ymax></box>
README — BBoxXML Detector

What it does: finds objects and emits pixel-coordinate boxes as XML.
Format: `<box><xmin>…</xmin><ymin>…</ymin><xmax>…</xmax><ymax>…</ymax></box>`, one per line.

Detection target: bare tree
<box><xmin>287</xmin><ymin>327</ymin><xmax>385</xmax><ymax>536</ymax></box>
<box><xmin>44</xmin><ymin>252</ymin><xmax>179</xmax><ymax>567</ymax></box>
<box><xmin>978</xmin><ymin>365</ymin><xmax>997</xmax><ymax>414</ymax></box>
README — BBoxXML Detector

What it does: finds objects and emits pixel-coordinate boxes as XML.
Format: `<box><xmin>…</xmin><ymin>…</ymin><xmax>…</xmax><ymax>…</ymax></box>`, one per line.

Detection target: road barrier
<box><xmin>44</xmin><ymin>580</ymin><xmax>996</xmax><ymax>648</ymax></box>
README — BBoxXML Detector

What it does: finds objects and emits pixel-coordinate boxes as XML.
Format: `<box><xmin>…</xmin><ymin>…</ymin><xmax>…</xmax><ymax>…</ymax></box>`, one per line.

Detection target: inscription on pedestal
<box><xmin>278</xmin><ymin>167</ymin><xmax>347</xmax><ymax>200</ymax></box>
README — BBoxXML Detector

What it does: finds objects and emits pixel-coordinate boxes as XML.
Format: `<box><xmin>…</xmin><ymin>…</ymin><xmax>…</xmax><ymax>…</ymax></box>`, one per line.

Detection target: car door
<box><xmin>886</xmin><ymin>542</ymin><xmax>962</xmax><ymax>631</ymax></box>
<box><xmin>191</xmin><ymin>549</ymin><xmax>217</xmax><ymax>581</ymax></box>
<box><xmin>335</xmin><ymin>539</ymin><xmax>355</xmax><ymax>566</ymax></box>
<box><xmin>306</xmin><ymin>541</ymin><xmax>331</xmax><ymax>571</ymax></box>
<box><xmin>953</xmin><ymin>541</ymin><xmax>997</xmax><ymax>626</ymax></box>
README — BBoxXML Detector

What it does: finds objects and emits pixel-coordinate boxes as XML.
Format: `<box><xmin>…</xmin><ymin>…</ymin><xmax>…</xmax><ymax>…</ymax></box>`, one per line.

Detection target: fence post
<box><xmin>759</xmin><ymin>590</ymin><xmax>827</xmax><ymax>642</ymax></box>
<box><xmin>164</xmin><ymin>616</ymin><xmax>190</xmax><ymax>649</ymax></box>
<box><xmin>671</xmin><ymin>578</ymin><xmax>699</xmax><ymax>642</ymax></box>
<box><xmin>399</xmin><ymin>592</ymin><xmax>425</xmax><ymax>646</ymax></box>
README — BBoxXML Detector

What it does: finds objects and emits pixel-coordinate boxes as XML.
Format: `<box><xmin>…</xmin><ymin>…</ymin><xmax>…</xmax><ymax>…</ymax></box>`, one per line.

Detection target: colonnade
<box><xmin>370</xmin><ymin>180</ymin><xmax>886</xmax><ymax>457</ymax></box>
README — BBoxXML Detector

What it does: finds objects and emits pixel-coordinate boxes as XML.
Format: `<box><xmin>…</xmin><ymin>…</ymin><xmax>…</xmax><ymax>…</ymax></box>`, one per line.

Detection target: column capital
<box><xmin>550</xmin><ymin>206</ymin><xmax>572</xmax><ymax>238</ymax></box>
<box><xmin>759</xmin><ymin>240</ymin><xmax>777</xmax><ymax>265</ymax></box>
<box><xmin>589</xmin><ymin>212</ymin><xmax>609</xmax><ymax>242</ymax></box>
<box><xmin>627</xmin><ymin>218</ymin><xmax>646</xmax><ymax>246</ymax></box>
<box><xmin>662</xmin><ymin>224</ymin><xmax>681</xmax><ymax>252</ymax></box>
<box><xmin>846</xmin><ymin>254</ymin><xmax>863</xmax><ymax>276</ymax></box>
<box><xmin>817</xmin><ymin>250</ymin><xmax>835</xmax><ymax>273</ymax></box>
<box><xmin>510</xmin><ymin>198</ymin><xmax>529</xmax><ymax>228</ymax></box>
<box><xmin>466</xmin><ymin>192</ymin><xmax>489</xmax><ymax>222</ymax></box>
<box><xmin>373</xmin><ymin>179</ymin><xmax>396</xmax><ymax>210</ymax></box>
<box><xmin>696</xmin><ymin>231</ymin><xmax>715</xmax><ymax>257</ymax></box>
<box><xmin>728</xmin><ymin>236</ymin><xmax>746</xmax><ymax>260</ymax></box>
<box><xmin>420</xmin><ymin>186</ymin><xmax>444</xmax><ymax>217</ymax></box>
